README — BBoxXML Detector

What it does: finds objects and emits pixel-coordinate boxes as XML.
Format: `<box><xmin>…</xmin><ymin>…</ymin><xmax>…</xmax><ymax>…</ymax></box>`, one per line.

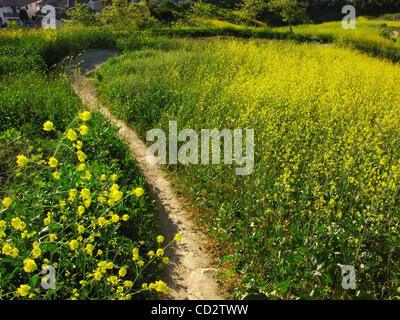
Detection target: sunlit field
<box><xmin>0</xmin><ymin>28</ymin><xmax>180</xmax><ymax>300</ymax></box>
<box><xmin>95</xmin><ymin>39</ymin><xmax>400</xmax><ymax>299</ymax></box>
<box><xmin>276</xmin><ymin>17</ymin><xmax>400</xmax><ymax>62</ymax></box>
<box><xmin>1</xmin><ymin>3</ymin><xmax>400</xmax><ymax>301</ymax></box>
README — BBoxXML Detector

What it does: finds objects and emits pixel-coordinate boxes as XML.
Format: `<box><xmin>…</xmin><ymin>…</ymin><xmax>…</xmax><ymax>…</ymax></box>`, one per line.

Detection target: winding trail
<box><xmin>68</xmin><ymin>49</ymin><xmax>223</xmax><ymax>300</ymax></box>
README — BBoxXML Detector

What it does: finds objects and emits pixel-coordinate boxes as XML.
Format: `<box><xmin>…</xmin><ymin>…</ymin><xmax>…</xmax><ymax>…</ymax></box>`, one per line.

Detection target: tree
<box><xmin>101</xmin><ymin>0</ymin><xmax>158</xmax><ymax>30</ymax></box>
<box><xmin>240</xmin><ymin>0</ymin><xmax>268</xmax><ymax>27</ymax></box>
<box><xmin>268</xmin><ymin>0</ymin><xmax>308</xmax><ymax>33</ymax></box>
<box><xmin>64</xmin><ymin>3</ymin><xmax>102</xmax><ymax>27</ymax></box>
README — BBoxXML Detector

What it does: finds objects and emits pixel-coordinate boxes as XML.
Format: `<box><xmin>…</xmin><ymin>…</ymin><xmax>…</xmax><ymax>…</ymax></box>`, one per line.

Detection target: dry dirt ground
<box><xmin>68</xmin><ymin>49</ymin><xmax>224</xmax><ymax>300</ymax></box>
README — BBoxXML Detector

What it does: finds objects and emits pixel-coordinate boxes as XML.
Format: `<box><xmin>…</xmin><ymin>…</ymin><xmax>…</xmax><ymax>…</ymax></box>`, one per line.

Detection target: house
<box><xmin>0</xmin><ymin>0</ymin><xmax>42</xmax><ymax>25</ymax></box>
<box><xmin>40</xmin><ymin>0</ymin><xmax>103</xmax><ymax>14</ymax></box>
<box><xmin>34</xmin><ymin>0</ymin><xmax>103</xmax><ymax>28</ymax></box>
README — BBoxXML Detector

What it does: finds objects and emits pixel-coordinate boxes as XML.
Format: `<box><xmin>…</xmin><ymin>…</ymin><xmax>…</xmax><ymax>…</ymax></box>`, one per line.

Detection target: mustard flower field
<box><xmin>0</xmin><ymin>31</ymin><xmax>182</xmax><ymax>299</ymax></box>
<box><xmin>1</xmin><ymin>15</ymin><xmax>400</xmax><ymax>300</ymax></box>
<box><xmin>95</xmin><ymin>39</ymin><xmax>400</xmax><ymax>299</ymax></box>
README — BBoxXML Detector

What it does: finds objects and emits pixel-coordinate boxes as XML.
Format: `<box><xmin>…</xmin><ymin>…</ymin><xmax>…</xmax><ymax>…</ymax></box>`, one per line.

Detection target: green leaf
<box><xmin>217</xmin><ymin>232</ymin><xmax>228</xmax><ymax>240</ymax></box>
<box><xmin>30</xmin><ymin>274</ymin><xmax>40</xmax><ymax>287</ymax></box>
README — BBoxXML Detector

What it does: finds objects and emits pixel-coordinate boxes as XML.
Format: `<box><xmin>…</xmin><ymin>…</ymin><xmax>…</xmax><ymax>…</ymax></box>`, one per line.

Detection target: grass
<box><xmin>94</xmin><ymin>39</ymin><xmax>400</xmax><ymax>300</ymax></box>
<box><xmin>1</xmin><ymin>14</ymin><xmax>400</xmax><ymax>299</ymax></box>
<box><xmin>276</xmin><ymin>17</ymin><xmax>400</xmax><ymax>62</ymax></box>
<box><xmin>0</xmin><ymin>28</ymin><xmax>179</xmax><ymax>300</ymax></box>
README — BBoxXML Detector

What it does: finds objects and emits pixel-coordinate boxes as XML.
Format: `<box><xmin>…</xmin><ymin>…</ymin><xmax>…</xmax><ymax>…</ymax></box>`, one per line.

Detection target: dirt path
<box><xmin>68</xmin><ymin>49</ymin><xmax>223</xmax><ymax>300</ymax></box>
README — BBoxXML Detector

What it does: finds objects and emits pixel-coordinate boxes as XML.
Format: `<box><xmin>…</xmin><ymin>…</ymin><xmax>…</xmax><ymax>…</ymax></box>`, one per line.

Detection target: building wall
<box><xmin>24</xmin><ymin>1</ymin><xmax>40</xmax><ymax>18</ymax></box>
<box><xmin>0</xmin><ymin>8</ymin><xmax>4</xmax><ymax>25</ymax></box>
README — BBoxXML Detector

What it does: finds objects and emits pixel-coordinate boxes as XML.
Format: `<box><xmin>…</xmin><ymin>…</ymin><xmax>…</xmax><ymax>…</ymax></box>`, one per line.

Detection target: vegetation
<box><xmin>275</xmin><ymin>17</ymin><xmax>400</xmax><ymax>62</ymax></box>
<box><xmin>268</xmin><ymin>0</ymin><xmax>309</xmax><ymax>33</ymax></box>
<box><xmin>0</xmin><ymin>28</ymin><xmax>181</xmax><ymax>300</ymax></box>
<box><xmin>1</xmin><ymin>0</ymin><xmax>400</xmax><ymax>301</ymax></box>
<box><xmin>94</xmin><ymin>39</ymin><xmax>400</xmax><ymax>299</ymax></box>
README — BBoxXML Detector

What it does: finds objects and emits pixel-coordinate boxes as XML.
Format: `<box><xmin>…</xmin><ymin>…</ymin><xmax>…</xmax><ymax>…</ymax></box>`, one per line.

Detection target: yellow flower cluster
<box><xmin>1</xmin><ymin>110</ymin><xmax>179</xmax><ymax>300</ymax></box>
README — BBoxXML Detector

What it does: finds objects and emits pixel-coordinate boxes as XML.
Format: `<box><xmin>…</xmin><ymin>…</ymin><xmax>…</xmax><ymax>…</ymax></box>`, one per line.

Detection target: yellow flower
<box><xmin>97</xmin><ymin>249</ymin><xmax>103</xmax><ymax>256</ymax></box>
<box><xmin>122</xmin><ymin>214</ymin><xmax>129</xmax><ymax>221</ymax></box>
<box><xmin>77</xmin><ymin>225</ymin><xmax>85</xmax><ymax>234</ymax></box>
<box><xmin>142</xmin><ymin>283</ymin><xmax>148</xmax><ymax>289</ymax></box>
<box><xmin>77</xmin><ymin>163</ymin><xmax>86</xmax><ymax>171</ymax></box>
<box><xmin>59</xmin><ymin>200</ymin><xmax>66</xmax><ymax>208</ymax></box>
<box><xmin>32</xmin><ymin>241</ymin><xmax>41</xmax><ymax>259</ymax></box>
<box><xmin>74</xmin><ymin>140</ymin><xmax>83</xmax><ymax>150</ymax></box>
<box><xmin>162</xmin><ymin>257</ymin><xmax>169</xmax><ymax>264</ymax></box>
<box><xmin>11</xmin><ymin>247</ymin><xmax>19</xmax><ymax>258</ymax></box>
<box><xmin>23</xmin><ymin>258</ymin><xmax>37</xmax><ymax>273</ymax></box>
<box><xmin>66</xmin><ymin>129</ymin><xmax>78</xmax><ymax>141</ymax></box>
<box><xmin>100</xmin><ymin>174</ymin><xmax>107</xmax><ymax>181</ymax></box>
<box><xmin>110</xmin><ymin>174</ymin><xmax>118</xmax><ymax>181</ymax></box>
<box><xmin>137</xmin><ymin>260</ymin><xmax>144</xmax><ymax>267</ymax></box>
<box><xmin>94</xmin><ymin>271</ymin><xmax>103</xmax><ymax>281</ymax></box>
<box><xmin>119</xmin><ymin>267</ymin><xmax>127</xmax><ymax>277</ymax></box>
<box><xmin>111</xmin><ymin>214</ymin><xmax>120</xmax><ymax>223</ymax></box>
<box><xmin>133</xmin><ymin>187</ymin><xmax>144</xmax><ymax>197</ymax></box>
<box><xmin>97</xmin><ymin>261</ymin><xmax>108</xmax><ymax>273</ymax></box>
<box><xmin>83</xmin><ymin>170</ymin><xmax>92</xmax><ymax>180</ymax></box>
<box><xmin>124</xmin><ymin>280</ymin><xmax>133</xmax><ymax>288</ymax></box>
<box><xmin>68</xmin><ymin>239</ymin><xmax>79</xmax><ymax>251</ymax></box>
<box><xmin>16</xmin><ymin>155</ymin><xmax>28</xmax><ymax>167</ymax></box>
<box><xmin>107</xmin><ymin>276</ymin><xmax>118</xmax><ymax>286</ymax></box>
<box><xmin>174</xmin><ymin>233</ymin><xmax>182</xmax><ymax>241</ymax></box>
<box><xmin>156</xmin><ymin>235</ymin><xmax>164</xmax><ymax>244</ymax></box>
<box><xmin>109</xmin><ymin>187</ymin><xmax>123</xmax><ymax>203</ymax></box>
<box><xmin>98</xmin><ymin>196</ymin><xmax>106</xmax><ymax>204</ymax></box>
<box><xmin>154</xmin><ymin>280</ymin><xmax>169</xmax><ymax>294</ymax></box>
<box><xmin>43</xmin><ymin>217</ymin><xmax>51</xmax><ymax>225</ymax></box>
<box><xmin>85</xmin><ymin>244</ymin><xmax>94</xmax><ymax>256</ymax></box>
<box><xmin>16</xmin><ymin>284</ymin><xmax>31</xmax><ymax>297</ymax></box>
<box><xmin>43</xmin><ymin>120</ymin><xmax>54</xmax><ymax>132</ymax></box>
<box><xmin>48</xmin><ymin>157</ymin><xmax>58</xmax><ymax>168</ymax></box>
<box><xmin>11</xmin><ymin>217</ymin><xmax>26</xmax><ymax>231</ymax></box>
<box><xmin>77</xmin><ymin>150</ymin><xmax>87</xmax><ymax>162</ymax></box>
<box><xmin>79</xmin><ymin>124</ymin><xmax>89</xmax><ymax>135</ymax></box>
<box><xmin>107</xmin><ymin>262</ymin><xmax>114</xmax><ymax>270</ymax></box>
<box><xmin>2</xmin><ymin>243</ymin><xmax>14</xmax><ymax>256</ymax></box>
<box><xmin>69</xmin><ymin>189</ymin><xmax>78</xmax><ymax>202</ymax></box>
<box><xmin>97</xmin><ymin>217</ymin><xmax>108</xmax><ymax>227</ymax></box>
<box><xmin>53</xmin><ymin>171</ymin><xmax>60</xmax><ymax>180</ymax></box>
<box><xmin>84</xmin><ymin>199</ymin><xmax>91</xmax><ymax>208</ymax></box>
<box><xmin>77</xmin><ymin>205</ymin><xmax>85</xmax><ymax>216</ymax></box>
<box><xmin>49</xmin><ymin>234</ymin><xmax>58</xmax><ymax>242</ymax></box>
<box><xmin>80</xmin><ymin>188</ymin><xmax>91</xmax><ymax>200</ymax></box>
<box><xmin>78</xmin><ymin>111</ymin><xmax>92</xmax><ymax>122</ymax></box>
<box><xmin>2</xmin><ymin>197</ymin><xmax>12</xmax><ymax>208</ymax></box>
<box><xmin>156</xmin><ymin>248</ymin><xmax>164</xmax><ymax>257</ymax></box>
<box><xmin>147</xmin><ymin>251</ymin><xmax>155</xmax><ymax>259</ymax></box>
